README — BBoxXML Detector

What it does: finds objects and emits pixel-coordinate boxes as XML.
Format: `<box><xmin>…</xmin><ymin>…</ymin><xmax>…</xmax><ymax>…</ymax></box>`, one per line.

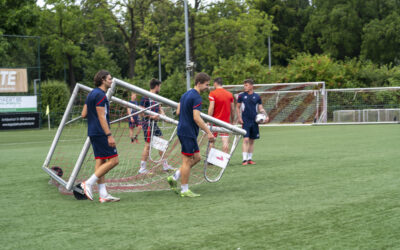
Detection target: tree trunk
<box><xmin>66</xmin><ymin>54</ymin><xmax>76</xmax><ymax>91</ymax></box>
<box><xmin>127</xmin><ymin>40</ymin><xmax>137</xmax><ymax>78</ymax></box>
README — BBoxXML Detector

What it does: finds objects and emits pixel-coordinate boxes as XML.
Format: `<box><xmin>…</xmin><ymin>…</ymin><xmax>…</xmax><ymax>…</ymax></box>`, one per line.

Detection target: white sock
<box><xmin>98</xmin><ymin>183</ymin><xmax>108</xmax><ymax>198</ymax></box>
<box><xmin>243</xmin><ymin>152</ymin><xmax>248</xmax><ymax>161</ymax></box>
<box><xmin>140</xmin><ymin>161</ymin><xmax>147</xmax><ymax>169</ymax></box>
<box><xmin>86</xmin><ymin>174</ymin><xmax>99</xmax><ymax>186</ymax></box>
<box><xmin>173</xmin><ymin>170</ymin><xmax>181</xmax><ymax>181</ymax></box>
<box><xmin>248</xmin><ymin>153</ymin><xmax>253</xmax><ymax>160</ymax></box>
<box><xmin>181</xmin><ymin>184</ymin><xmax>189</xmax><ymax>193</ymax></box>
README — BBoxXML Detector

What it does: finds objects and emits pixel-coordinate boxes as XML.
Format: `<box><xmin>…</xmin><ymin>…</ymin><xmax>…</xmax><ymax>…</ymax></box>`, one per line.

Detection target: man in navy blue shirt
<box><xmin>167</xmin><ymin>72</ymin><xmax>215</xmax><ymax>198</ymax></box>
<box><xmin>81</xmin><ymin>70</ymin><xmax>120</xmax><ymax>202</ymax></box>
<box><xmin>127</xmin><ymin>92</ymin><xmax>142</xmax><ymax>143</ymax></box>
<box><xmin>236</xmin><ymin>79</ymin><xmax>269</xmax><ymax>166</ymax></box>
<box><xmin>138</xmin><ymin>79</ymin><xmax>174</xmax><ymax>174</ymax></box>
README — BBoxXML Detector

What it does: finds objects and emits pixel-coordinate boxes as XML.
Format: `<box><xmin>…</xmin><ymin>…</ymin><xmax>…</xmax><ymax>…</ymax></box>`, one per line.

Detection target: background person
<box><xmin>236</xmin><ymin>79</ymin><xmax>269</xmax><ymax>166</ymax></box>
<box><xmin>208</xmin><ymin>77</ymin><xmax>234</xmax><ymax>153</ymax></box>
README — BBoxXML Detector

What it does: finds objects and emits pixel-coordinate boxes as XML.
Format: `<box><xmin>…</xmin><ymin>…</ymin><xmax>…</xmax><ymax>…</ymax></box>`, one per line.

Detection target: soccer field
<box><xmin>1</xmin><ymin>125</ymin><xmax>400</xmax><ymax>249</ymax></box>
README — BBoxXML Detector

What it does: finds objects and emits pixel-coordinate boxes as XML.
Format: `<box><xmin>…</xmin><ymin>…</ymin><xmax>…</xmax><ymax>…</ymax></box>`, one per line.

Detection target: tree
<box><xmin>303</xmin><ymin>0</ymin><xmax>399</xmax><ymax>60</ymax></box>
<box><xmin>167</xmin><ymin>0</ymin><xmax>276</xmax><ymax>73</ymax></box>
<box><xmin>250</xmin><ymin>0</ymin><xmax>312</xmax><ymax>65</ymax></box>
<box><xmin>84</xmin><ymin>46</ymin><xmax>121</xmax><ymax>85</ymax></box>
<box><xmin>0</xmin><ymin>0</ymin><xmax>39</xmax><ymax>67</ymax></box>
<box><xmin>38</xmin><ymin>0</ymin><xmax>91</xmax><ymax>89</ymax></box>
<box><xmin>85</xmin><ymin>0</ymin><xmax>164</xmax><ymax>78</ymax></box>
<box><xmin>361</xmin><ymin>12</ymin><xmax>400</xmax><ymax>65</ymax></box>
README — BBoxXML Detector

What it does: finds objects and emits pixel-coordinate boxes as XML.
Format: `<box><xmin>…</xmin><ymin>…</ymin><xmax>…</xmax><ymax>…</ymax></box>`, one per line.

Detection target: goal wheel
<box><xmin>73</xmin><ymin>183</ymin><xmax>88</xmax><ymax>200</ymax></box>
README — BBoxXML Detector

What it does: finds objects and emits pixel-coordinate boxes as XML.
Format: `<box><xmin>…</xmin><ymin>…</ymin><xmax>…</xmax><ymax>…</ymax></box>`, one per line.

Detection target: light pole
<box><xmin>158</xmin><ymin>44</ymin><xmax>162</xmax><ymax>81</ymax></box>
<box><xmin>184</xmin><ymin>0</ymin><xmax>191</xmax><ymax>90</ymax></box>
<box><xmin>268</xmin><ymin>35</ymin><xmax>271</xmax><ymax>70</ymax></box>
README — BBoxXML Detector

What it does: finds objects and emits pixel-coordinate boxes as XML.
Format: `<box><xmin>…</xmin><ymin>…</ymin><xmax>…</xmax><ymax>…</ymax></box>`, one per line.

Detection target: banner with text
<box><xmin>0</xmin><ymin>68</ymin><xmax>28</xmax><ymax>93</ymax></box>
<box><xmin>0</xmin><ymin>96</ymin><xmax>37</xmax><ymax>112</ymax></box>
<box><xmin>0</xmin><ymin>112</ymin><xmax>40</xmax><ymax>130</ymax></box>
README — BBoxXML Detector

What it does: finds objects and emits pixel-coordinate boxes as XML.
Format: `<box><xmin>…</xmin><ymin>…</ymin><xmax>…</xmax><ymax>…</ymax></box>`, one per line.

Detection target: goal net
<box><xmin>326</xmin><ymin>87</ymin><xmax>400</xmax><ymax>123</ymax></box>
<box><xmin>42</xmin><ymin>79</ymin><xmax>245</xmax><ymax>197</ymax></box>
<box><xmin>222</xmin><ymin>82</ymin><xmax>326</xmax><ymax>125</ymax></box>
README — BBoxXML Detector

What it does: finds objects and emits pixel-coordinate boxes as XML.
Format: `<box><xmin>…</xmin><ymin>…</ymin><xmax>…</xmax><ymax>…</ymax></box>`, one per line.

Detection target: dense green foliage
<box><xmin>2</xmin><ymin>125</ymin><xmax>400</xmax><ymax>248</ymax></box>
<box><xmin>1</xmin><ymin>0</ymin><xmax>400</xmax><ymax>92</ymax></box>
<box><xmin>40</xmin><ymin>80</ymin><xmax>70</xmax><ymax>124</ymax></box>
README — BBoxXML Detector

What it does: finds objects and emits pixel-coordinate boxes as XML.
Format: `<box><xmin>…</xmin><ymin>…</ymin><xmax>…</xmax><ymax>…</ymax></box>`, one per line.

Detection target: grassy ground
<box><xmin>1</xmin><ymin>125</ymin><xmax>400</xmax><ymax>249</ymax></box>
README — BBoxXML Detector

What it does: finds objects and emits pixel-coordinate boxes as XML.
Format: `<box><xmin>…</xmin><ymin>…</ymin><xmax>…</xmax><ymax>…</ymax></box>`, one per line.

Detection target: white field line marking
<box><xmin>0</xmin><ymin>138</ymin><xmax>83</xmax><ymax>146</ymax></box>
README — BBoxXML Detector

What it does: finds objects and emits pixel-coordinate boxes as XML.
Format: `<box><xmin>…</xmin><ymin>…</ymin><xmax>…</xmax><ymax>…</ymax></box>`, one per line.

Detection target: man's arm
<box><xmin>258</xmin><ymin>104</ymin><xmax>269</xmax><ymax>123</ymax></box>
<box><xmin>127</xmin><ymin>107</ymin><xmax>134</xmax><ymax>121</ymax></box>
<box><xmin>96</xmin><ymin>106</ymin><xmax>116</xmax><ymax>147</ymax></box>
<box><xmin>176</xmin><ymin>103</ymin><xmax>180</xmax><ymax>116</ymax></box>
<box><xmin>81</xmin><ymin>104</ymin><xmax>87</xmax><ymax>118</ymax></box>
<box><xmin>208</xmin><ymin>101</ymin><xmax>215</xmax><ymax>116</ymax></box>
<box><xmin>193</xmin><ymin>110</ymin><xmax>214</xmax><ymax>142</ymax></box>
<box><xmin>230</xmin><ymin>102</ymin><xmax>235</xmax><ymax>123</ymax></box>
<box><xmin>236</xmin><ymin>102</ymin><xmax>243</xmax><ymax>124</ymax></box>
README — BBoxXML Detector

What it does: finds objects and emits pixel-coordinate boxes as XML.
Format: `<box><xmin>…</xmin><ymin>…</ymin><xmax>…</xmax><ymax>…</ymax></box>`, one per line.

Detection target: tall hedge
<box><xmin>41</xmin><ymin>80</ymin><xmax>70</xmax><ymax>126</ymax></box>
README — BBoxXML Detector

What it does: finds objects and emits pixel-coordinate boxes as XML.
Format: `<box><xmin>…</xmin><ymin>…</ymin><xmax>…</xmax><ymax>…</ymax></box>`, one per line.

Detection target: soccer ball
<box><xmin>255</xmin><ymin>113</ymin><xmax>267</xmax><ymax>124</ymax></box>
<box><xmin>51</xmin><ymin>166</ymin><xmax>63</xmax><ymax>177</ymax></box>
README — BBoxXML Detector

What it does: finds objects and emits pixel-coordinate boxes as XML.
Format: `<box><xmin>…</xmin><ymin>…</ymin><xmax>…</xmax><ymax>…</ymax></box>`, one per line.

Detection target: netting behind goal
<box><xmin>222</xmin><ymin>82</ymin><xmax>326</xmax><ymax>124</ymax></box>
<box><xmin>43</xmin><ymin>81</ymin><xmax>245</xmax><ymax>196</ymax></box>
<box><xmin>326</xmin><ymin>87</ymin><xmax>400</xmax><ymax>123</ymax></box>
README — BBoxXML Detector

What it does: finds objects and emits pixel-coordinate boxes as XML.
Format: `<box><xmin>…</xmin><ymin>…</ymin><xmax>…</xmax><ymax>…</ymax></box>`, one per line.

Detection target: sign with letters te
<box><xmin>0</xmin><ymin>68</ymin><xmax>28</xmax><ymax>93</ymax></box>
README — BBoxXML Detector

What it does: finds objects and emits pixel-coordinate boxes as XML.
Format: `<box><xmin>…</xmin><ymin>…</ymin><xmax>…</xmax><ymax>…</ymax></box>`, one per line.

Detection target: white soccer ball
<box><xmin>255</xmin><ymin>113</ymin><xmax>267</xmax><ymax>124</ymax></box>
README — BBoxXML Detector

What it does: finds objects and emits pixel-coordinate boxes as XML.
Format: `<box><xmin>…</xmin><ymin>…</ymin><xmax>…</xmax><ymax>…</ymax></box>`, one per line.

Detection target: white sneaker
<box><xmin>81</xmin><ymin>181</ymin><xmax>93</xmax><ymax>201</ymax></box>
<box><xmin>138</xmin><ymin>167</ymin><xmax>149</xmax><ymax>174</ymax></box>
<box><xmin>163</xmin><ymin>164</ymin><xmax>176</xmax><ymax>171</ymax></box>
<box><xmin>99</xmin><ymin>194</ymin><xmax>120</xmax><ymax>203</ymax></box>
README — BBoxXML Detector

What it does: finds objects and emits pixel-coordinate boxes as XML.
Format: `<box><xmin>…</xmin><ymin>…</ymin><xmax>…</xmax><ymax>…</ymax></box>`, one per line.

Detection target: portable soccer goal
<box><xmin>222</xmin><ymin>82</ymin><xmax>326</xmax><ymax>125</ymax></box>
<box><xmin>42</xmin><ymin>79</ymin><xmax>246</xmax><ymax>198</ymax></box>
<box><xmin>222</xmin><ymin>83</ymin><xmax>400</xmax><ymax>125</ymax></box>
<box><xmin>326</xmin><ymin>87</ymin><xmax>400</xmax><ymax>124</ymax></box>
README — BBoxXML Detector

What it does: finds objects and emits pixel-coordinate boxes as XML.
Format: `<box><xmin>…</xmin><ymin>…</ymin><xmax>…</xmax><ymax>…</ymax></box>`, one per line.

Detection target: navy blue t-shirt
<box><xmin>140</xmin><ymin>97</ymin><xmax>160</xmax><ymax>122</ymax></box>
<box><xmin>237</xmin><ymin>92</ymin><xmax>262</xmax><ymax>124</ymax></box>
<box><xmin>177</xmin><ymin>89</ymin><xmax>203</xmax><ymax>138</ymax></box>
<box><xmin>129</xmin><ymin>100</ymin><xmax>140</xmax><ymax>121</ymax></box>
<box><xmin>85</xmin><ymin>88</ymin><xmax>110</xmax><ymax>136</ymax></box>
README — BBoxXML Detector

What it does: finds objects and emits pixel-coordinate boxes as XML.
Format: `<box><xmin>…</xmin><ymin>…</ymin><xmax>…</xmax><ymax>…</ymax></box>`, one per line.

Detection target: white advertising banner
<box><xmin>0</xmin><ymin>96</ymin><xmax>37</xmax><ymax>112</ymax></box>
<box><xmin>0</xmin><ymin>68</ymin><xmax>28</xmax><ymax>93</ymax></box>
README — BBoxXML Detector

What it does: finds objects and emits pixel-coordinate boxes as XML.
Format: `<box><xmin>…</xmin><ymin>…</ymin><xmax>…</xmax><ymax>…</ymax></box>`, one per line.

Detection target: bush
<box><xmin>282</xmin><ymin>53</ymin><xmax>346</xmax><ymax>88</ymax></box>
<box><xmin>41</xmin><ymin>80</ymin><xmax>70</xmax><ymax>125</ymax></box>
<box><xmin>282</xmin><ymin>53</ymin><xmax>400</xmax><ymax>89</ymax></box>
<box><xmin>160</xmin><ymin>70</ymin><xmax>187</xmax><ymax>102</ymax></box>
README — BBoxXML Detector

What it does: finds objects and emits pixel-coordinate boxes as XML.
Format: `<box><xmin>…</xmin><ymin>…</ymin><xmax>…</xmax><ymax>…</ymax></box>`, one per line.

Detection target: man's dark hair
<box><xmin>149</xmin><ymin>78</ymin><xmax>162</xmax><ymax>89</ymax></box>
<box><xmin>195</xmin><ymin>72</ymin><xmax>211</xmax><ymax>85</ymax></box>
<box><xmin>213</xmin><ymin>77</ymin><xmax>223</xmax><ymax>86</ymax></box>
<box><xmin>244</xmin><ymin>79</ymin><xmax>254</xmax><ymax>85</ymax></box>
<box><xmin>94</xmin><ymin>70</ymin><xmax>110</xmax><ymax>87</ymax></box>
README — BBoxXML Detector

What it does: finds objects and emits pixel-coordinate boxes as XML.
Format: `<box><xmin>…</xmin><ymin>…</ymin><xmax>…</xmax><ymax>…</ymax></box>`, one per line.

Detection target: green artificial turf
<box><xmin>1</xmin><ymin>125</ymin><xmax>400</xmax><ymax>249</ymax></box>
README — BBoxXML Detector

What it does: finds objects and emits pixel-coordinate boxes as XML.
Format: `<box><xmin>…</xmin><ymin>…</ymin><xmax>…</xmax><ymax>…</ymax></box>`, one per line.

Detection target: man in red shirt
<box><xmin>208</xmin><ymin>77</ymin><xmax>234</xmax><ymax>153</ymax></box>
